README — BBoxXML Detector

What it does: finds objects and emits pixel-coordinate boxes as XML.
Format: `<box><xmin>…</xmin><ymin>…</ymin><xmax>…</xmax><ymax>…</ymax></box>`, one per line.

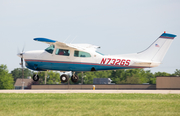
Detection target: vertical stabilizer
<box><xmin>138</xmin><ymin>32</ymin><xmax>176</xmax><ymax>62</ymax></box>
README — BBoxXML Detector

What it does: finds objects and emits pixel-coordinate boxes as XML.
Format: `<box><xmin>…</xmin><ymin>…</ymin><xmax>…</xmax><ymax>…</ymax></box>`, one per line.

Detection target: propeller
<box><xmin>17</xmin><ymin>45</ymin><xmax>25</xmax><ymax>65</ymax></box>
<box><xmin>17</xmin><ymin>46</ymin><xmax>25</xmax><ymax>89</ymax></box>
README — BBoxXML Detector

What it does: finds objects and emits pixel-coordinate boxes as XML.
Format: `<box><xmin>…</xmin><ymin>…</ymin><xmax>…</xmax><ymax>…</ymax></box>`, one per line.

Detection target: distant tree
<box><xmin>78</xmin><ymin>72</ymin><xmax>96</xmax><ymax>84</ymax></box>
<box><xmin>66</xmin><ymin>69</ymin><xmax>179</xmax><ymax>85</ymax></box>
<box><xmin>173</xmin><ymin>69</ymin><xmax>180</xmax><ymax>77</ymax></box>
<box><xmin>37</xmin><ymin>72</ymin><xmax>45</xmax><ymax>84</ymax></box>
<box><xmin>76</xmin><ymin>69</ymin><xmax>156</xmax><ymax>84</ymax></box>
<box><xmin>144</xmin><ymin>70</ymin><xmax>156</xmax><ymax>84</ymax></box>
<box><xmin>0</xmin><ymin>64</ymin><xmax>14</xmax><ymax>89</ymax></box>
<box><xmin>47</xmin><ymin>71</ymin><xmax>60</xmax><ymax>84</ymax></box>
<box><xmin>37</xmin><ymin>71</ymin><xmax>60</xmax><ymax>84</ymax></box>
<box><xmin>11</xmin><ymin>68</ymin><xmax>33</xmax><ymax>82</ymax></box>
<box><xmin>112</xmin><ymin>69</ymin><xmax>156</xmax><ymax>84</ymax></box>
<box><xmin>110</xmin><ymin>70</ymin><xmax>126</xmax><ymax>84</ymax></box>
<box><xmin>154</xmin><ymin>71</ymin><xmax>171</xmax><ymax>77</ymax></box>
<box><xmin>77</xmin><ymin>71</ymin><xmax>112</xmax><ymax>84</ymax></box>
<box><xmin>78</xmin><ymin>72</ymin><xmax>91</xmax><ymax>84</ymax></box>
<box><xmin>126</xmin><ymin>74</ymin><xmax>140</xmax><ymax>84</ymax></box>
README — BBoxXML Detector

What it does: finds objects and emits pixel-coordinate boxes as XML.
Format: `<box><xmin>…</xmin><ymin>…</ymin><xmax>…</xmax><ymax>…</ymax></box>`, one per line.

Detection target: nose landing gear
<box><xmin>33</xmin><ymin>74</ymin><xmax>39</xmax><ymax>81</ymax></box>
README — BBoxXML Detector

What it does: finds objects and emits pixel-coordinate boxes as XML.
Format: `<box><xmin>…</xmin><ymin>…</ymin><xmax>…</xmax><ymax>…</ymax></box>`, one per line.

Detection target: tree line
<box><xmin>78</xmin><ymin>69</ymin><xmax>180</xmax><ymax>84</ymax></box>
<box><xmin>0</xmin><ymin>64</ymin><xmax>180</xmax><ymax>89</ymax></box>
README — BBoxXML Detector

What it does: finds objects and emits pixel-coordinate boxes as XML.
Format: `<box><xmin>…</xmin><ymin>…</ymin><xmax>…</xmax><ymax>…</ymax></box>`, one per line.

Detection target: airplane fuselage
<box><xmin>22</xmin><ymin>47</ymin><xmax>158</xmax><ymax>72</ymax></box>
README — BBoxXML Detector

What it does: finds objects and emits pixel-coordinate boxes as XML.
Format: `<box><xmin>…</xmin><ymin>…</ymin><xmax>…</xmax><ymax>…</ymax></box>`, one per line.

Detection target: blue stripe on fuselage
<box><xmin>25</xmin><ymin>59</ymin><xmax>145</xmax><ymax>71</ymax></box>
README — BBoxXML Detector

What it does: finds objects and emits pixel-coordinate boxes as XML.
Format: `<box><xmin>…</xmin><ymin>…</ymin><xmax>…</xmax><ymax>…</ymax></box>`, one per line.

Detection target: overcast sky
<box><xmin>0</xmin><ymin>0</ymin><xmax>179</xmax><ymax>74</ymax></box>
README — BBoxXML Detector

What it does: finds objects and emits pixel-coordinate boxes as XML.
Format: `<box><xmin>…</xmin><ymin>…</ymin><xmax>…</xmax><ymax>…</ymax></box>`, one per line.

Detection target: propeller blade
<box><xmin>22</xmin><ymin>44</ymin><xmax>26</xmax><ymax>53</ymax></box>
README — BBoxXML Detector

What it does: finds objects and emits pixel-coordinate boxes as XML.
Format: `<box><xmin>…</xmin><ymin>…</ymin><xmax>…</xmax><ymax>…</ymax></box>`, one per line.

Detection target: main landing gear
<box><xmin>71</xmin><ymin>73</ymin><xmax>79</xmax><ymax>83</ymax></box>
<box><xmin>60</xmin><ymin>74</ymin><xmax>69</xmax><ymax>83</ymax></box>
<box><xmin>60</xmin><ymin>72</ymin><xmax>79</xmax><ymax>83</ymax></box>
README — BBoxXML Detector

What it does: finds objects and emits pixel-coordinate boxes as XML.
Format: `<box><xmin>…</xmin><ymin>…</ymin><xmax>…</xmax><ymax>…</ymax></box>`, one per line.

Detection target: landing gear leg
<box><xmin>71</xmin><ymin>72</ymin><xmax>79</xmax><ymax>83</ymax></box>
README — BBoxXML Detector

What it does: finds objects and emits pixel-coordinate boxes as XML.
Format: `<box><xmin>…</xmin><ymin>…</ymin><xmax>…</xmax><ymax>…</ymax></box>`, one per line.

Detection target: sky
<box><xmin>0</xmin><ymin>0</ymin><xmax>180</xmax><ymax>74</ymax></box>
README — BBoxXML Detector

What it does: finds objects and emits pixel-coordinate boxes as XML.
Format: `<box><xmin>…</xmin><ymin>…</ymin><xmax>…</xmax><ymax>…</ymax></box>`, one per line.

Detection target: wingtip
<box><xmin>33</xmin><ymin>38</ymin><xmax>56</xmax><ymax>43</ymax></box>
<box><xmin>33</xmin><ymin>38</ymin><xmax>38</xmax><ymax>41</ymax></box>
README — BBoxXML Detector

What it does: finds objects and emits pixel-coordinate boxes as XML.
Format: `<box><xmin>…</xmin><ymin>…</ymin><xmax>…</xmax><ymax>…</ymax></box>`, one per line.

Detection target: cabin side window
<box><xmin>45</xmin><ymin>45</ymin><xmax>55</xmax><ymax>54</ymax></box>
<box><xmin>74</xmin><ymin>50</ymin><xmax>91</xmax><ymax>57</ymax></box>
<box><xmin>55</xmin><ymin>49</ymin><xmax>70</xmax><ymax>56</ymax></box>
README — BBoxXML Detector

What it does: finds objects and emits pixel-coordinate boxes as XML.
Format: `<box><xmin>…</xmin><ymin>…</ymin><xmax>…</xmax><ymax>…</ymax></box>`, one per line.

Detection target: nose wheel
<box><xmin>33</xmin><ymin>74</ymin><xmax>39</xmax><ymax>81</ymax></box>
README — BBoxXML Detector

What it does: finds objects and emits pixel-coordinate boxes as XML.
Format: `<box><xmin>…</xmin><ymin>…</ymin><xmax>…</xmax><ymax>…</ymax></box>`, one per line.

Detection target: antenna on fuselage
<box><xmin>63</xmin><ymin>35</ymin><xmax>71</xmax><ymax>43</ymax></box>
<box><xmin>70</xmin><ymin>36</ymin><xmax>77</xmax><ymax>44</ymax></box>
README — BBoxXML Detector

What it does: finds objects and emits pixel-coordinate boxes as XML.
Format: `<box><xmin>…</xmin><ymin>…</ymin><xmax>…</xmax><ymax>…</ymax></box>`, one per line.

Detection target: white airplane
<box><xmin>17</xmin><ymin>32</ymin><xmax>176</xmax><ymax>83</ymax></box>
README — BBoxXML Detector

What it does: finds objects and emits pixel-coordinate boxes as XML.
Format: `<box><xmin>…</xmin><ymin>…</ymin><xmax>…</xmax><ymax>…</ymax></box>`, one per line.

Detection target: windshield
<box><xmin>45</xmin><ymin>45</ymin><xmax>55</xmax><ymax>54</ymax></box>
<box><xmin>96</xmin><ymin>51</ymin><xmax>104</xmax><ymax>56</ymax></box>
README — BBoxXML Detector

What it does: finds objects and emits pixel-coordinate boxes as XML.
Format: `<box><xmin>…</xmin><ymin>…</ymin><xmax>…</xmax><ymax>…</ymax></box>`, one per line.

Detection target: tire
<box><xmin>71</xmin><ymin>75</ymin><xmax>79</xmax><ymax>83</ymax></box>
<box><xmin>33</xmin><ymin>74</ymin><xmax>39</xmax><ymax>81</ymax></box>
<box><xmin>91</xmin><ymin>67</ymin><xmax>96</xmax><ymax>71</ymax></box>
<box><xmin>60</xmin><ymin>74</ymin><xmax>69</xmax><ymax>83</ymax></box>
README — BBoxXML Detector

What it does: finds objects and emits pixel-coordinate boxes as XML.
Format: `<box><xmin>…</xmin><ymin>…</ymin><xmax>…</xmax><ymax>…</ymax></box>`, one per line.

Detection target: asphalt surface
<box><xmin>0</xmin><ymin>90</ymin><xmax>180</xmax><ymax>94</ymax></box>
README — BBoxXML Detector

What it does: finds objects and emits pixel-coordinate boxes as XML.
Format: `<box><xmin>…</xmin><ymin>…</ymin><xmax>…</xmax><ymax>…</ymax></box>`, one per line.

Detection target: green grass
<box><xmin>0</xmin><ymin>93</ymin><xmax>180</xmax><ymax>116</ymax></box>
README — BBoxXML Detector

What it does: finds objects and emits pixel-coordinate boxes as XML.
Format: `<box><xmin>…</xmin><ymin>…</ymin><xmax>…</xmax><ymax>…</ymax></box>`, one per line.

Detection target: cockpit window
<box><xmin>74</xmin><ymin>50</ymin><xmax>91</xmax><ymax>57</ymax></box>
<box><xmin>55</xmin><ymin>49</ymin><xmax>70</xmax><ymax>56</ymax></box>
<box><xmin>45</xmin><ymin>45</ymin><xmax>55</xmax><ymax>54</ymax></box>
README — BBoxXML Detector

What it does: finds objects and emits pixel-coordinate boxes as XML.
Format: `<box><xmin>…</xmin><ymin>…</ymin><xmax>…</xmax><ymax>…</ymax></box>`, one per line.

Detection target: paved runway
<box><xmin>0</xmin><ymin>90</ymin><xmax>180</xmax><ymax>94</ymax></box>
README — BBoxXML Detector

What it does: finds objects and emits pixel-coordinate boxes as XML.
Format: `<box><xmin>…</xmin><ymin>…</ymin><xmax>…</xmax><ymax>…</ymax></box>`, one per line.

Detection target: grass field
<box><xmin>0</xmin><ymin>93</ymin><xmax>180</xmax><ymax>116</ymax></box>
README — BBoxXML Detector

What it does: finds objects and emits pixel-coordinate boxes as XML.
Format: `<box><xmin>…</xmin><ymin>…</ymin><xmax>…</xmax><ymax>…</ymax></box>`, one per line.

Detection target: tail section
<box><xmin>138</xmin><ymin>32</ymin><xmax>176</xmax><ymax>62</ymax></box>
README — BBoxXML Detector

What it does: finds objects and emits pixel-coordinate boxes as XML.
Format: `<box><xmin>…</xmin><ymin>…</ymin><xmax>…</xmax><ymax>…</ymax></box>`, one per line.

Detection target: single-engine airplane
<box><xmin>17</xmin><ymin>32</ymin><xmax>176</xmax><ymax>83</ymax></box>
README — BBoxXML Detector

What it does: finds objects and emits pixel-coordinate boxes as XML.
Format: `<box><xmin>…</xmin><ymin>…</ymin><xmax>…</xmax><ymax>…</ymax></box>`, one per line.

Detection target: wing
<box><xmin>34</xmin><ymin>38</ymin><xmax>100</xmax><ymax>51</ymax></box>
<box><xmin>69</xmin><ymin>44</ymin><xmax>100</xmax><ymax>51</ymax></box>
<box><xmin>34</xmin><ymin>38</ymin><xmax>56</xmax><ymax>44</ymax></box>
<box><xmin>34</xmin><ymin>38</ymin><xmax>70</xmax><ymax>48</ymax></box>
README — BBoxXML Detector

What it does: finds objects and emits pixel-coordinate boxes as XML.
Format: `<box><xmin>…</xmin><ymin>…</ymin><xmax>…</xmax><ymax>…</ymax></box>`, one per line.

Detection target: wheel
<box><xmin>33</xmin><ymin>74</ymin><xmax>39</xmax><ymax>81</ymax></box>
<box><xmin>71</xmin><ymin>75</ymin><xmax>79</xmax><ymax>83</ymax></box>
<box><xmin>91</xmin><ymin>67</ymin><xmax>96</xmax><ymax>71</ymax></box>
<box><xmin>60</xmin><ymin>74</ymin><xmax>69</xmax><ymax>83</ymax></box>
